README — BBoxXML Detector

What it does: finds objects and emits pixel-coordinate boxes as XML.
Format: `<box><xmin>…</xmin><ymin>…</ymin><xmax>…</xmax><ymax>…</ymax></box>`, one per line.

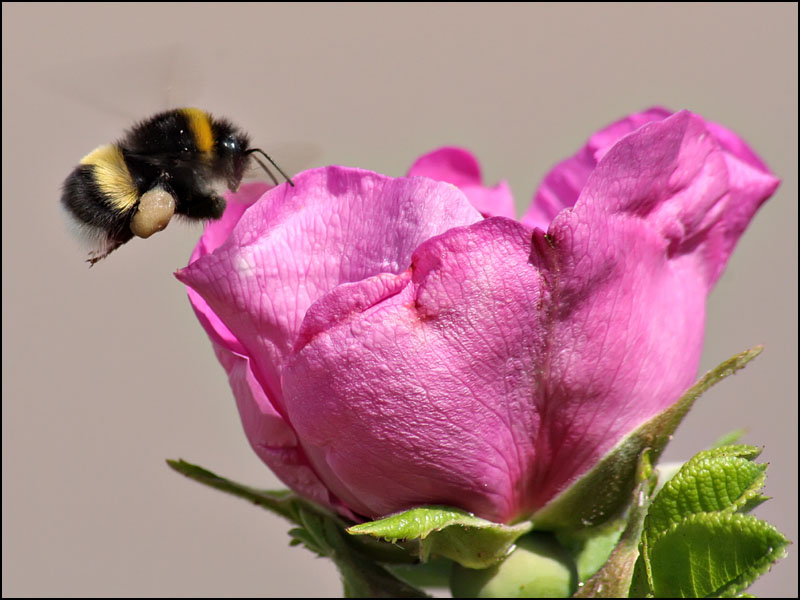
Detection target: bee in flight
<box><xmin>61</xmin><ymin>108</ymin><xmax>294</xmax><ymax>265</ymax></box>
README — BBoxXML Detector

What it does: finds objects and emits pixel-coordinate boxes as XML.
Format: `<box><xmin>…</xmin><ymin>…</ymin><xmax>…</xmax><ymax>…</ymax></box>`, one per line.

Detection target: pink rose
<box><xmin>176</xmin><ymin>109</ymin><xmax>778</xmax><ymax>524</ymax></box>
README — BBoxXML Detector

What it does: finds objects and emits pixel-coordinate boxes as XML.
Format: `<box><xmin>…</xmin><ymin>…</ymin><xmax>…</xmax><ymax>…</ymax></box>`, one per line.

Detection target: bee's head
<box><xmin>211</xmin><ymin>118</ymin><xmax>294</xmax><ymax>190</ymax></box>
<box><xmin>214</xmin><ymin>128</ymin><xmax>250</xmax><ymax>192</ymax></box>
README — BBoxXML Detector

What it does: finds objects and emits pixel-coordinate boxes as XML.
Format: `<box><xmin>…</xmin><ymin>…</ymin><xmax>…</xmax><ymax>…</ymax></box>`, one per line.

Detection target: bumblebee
<box><xmin>61</xmin><ymin>108</ymin><xmax>293</xmax><ymax>265</ymax></box>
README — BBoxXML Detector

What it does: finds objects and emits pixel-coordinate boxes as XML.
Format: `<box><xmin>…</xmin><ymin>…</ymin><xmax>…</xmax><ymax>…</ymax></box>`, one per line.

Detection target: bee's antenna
<box><xmin>249</xmin><ymin>154</ymin><xmax>280</xmax><ymax>186</ymax></box>
<box><xmin>247</xmin><ymin>148</ymin><xmax>295</xmax><ymax>187</ymax></box>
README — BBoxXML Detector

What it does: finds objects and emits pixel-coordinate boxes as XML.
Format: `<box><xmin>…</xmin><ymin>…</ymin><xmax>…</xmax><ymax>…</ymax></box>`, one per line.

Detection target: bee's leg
<box><xmin>179</xmin><ymin>192</ymin><xmax>226</xmax><ymax>220</ymax></box>
<box><xmin>85</xmin><ymin>219</ymin><xmax>135</xmax><ymax>266</ymax></box>
<box><xmin>86</xmin><ymin>236</ymin><xmax>127</xmax><ymax>267</ymax></box>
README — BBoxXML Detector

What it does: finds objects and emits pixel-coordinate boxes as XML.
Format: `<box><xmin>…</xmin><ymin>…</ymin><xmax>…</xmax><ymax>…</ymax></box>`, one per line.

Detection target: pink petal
<box><xmin>211</xmin><ymin>342</ymin><xmax>349</xmax><ymax>515</ymax></box>
<box><xmin>184</xmin><ymin>182</ymin><xmax>271</xmax><ymax>354</ymax></box>
<box><xmin>522</xmin><ymin>107</ymin><xmax>672</xmax><ymax>230</ymax></box>
<box><xmin>193</xmin><ymin>182</ymin><xmax>271</xmax><ymax>259</ymax></box>
<box><xmin>409</xmin><ymin>147</ymin><xmax>516</xmax><ymax>219</ymax></box>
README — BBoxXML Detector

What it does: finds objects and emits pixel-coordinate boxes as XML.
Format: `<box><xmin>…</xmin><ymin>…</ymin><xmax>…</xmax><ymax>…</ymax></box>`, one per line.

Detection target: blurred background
<box><xmin>2</xmin><ymin>3</ymin><xmax>796</xmax><ymax>597</ymax></box>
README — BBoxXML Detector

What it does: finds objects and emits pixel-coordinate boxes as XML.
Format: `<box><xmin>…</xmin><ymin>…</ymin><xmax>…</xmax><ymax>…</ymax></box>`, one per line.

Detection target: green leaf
<box><xmin>645</xmin><ymin>446</ymin><xmax>767</xmax><ymax>535</ymax></box>
<box><xmin>710</xmin><ymin>429</ymin><xmax>747</xmax><ymax>449</ymax></box>
<box><xmin>644</xmin><ymin>512</ymin><xmax>789</xmax><ymax>598</ymax></box>
<box><xmin>348</xmin><ymin>506</ymin><xmax>532</xmax><ymax>569</ymax></box>
<box><xmin>631</xmin><ymin>444</ymin><xmax>790</xmax><ymax>597</ymax></box>
<box><xmin>532</xmin><ymin>347</ymin><xmax>763</xmax><ymax>531</ymax></box>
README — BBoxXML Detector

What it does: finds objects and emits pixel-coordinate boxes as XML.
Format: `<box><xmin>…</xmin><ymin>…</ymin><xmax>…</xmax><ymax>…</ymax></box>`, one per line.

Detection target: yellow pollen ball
<box><xmin>130</xmin><ymin>187</ymin><xmax>176</xmax><ymax>238</ymax></box>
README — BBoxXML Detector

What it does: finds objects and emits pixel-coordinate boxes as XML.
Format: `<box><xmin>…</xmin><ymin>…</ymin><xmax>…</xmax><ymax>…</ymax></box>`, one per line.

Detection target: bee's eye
<box><xmin>220</xmin><ymin>137</ymin><xmax>239</xmax><ymax>154</ymax></box>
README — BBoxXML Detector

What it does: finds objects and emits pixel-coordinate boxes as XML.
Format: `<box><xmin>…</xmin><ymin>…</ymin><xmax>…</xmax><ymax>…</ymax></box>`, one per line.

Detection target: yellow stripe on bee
<box><xmin>80</xmin><ymin>145</ymin><xmax>139</xmax><ymax>212</ymax></box>
<box><xmin>180</xmin><ymin>108</ymin><xmax>214</xmax><ymax>154</ymax></box>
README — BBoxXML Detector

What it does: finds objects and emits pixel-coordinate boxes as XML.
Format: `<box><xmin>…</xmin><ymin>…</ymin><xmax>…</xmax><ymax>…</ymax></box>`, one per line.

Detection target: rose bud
<box><xmin>176</xmin><ymin>109</ymin><xmax>778</xmax><ymax>524</ymax></box>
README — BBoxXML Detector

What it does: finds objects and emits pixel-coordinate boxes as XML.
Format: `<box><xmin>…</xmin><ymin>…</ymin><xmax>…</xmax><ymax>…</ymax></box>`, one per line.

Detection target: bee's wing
<box><xmin>38</xmin><ymin>44</ymin><xmax>204</xmax><ymax>124</ymax></box>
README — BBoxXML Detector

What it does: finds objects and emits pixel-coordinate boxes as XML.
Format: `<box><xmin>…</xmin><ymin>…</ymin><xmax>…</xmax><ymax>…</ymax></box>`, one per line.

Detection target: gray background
<box><xmin>2</xmin><ymin>3</ymin><xmax>796</xmax><ymax>597</ymax></box>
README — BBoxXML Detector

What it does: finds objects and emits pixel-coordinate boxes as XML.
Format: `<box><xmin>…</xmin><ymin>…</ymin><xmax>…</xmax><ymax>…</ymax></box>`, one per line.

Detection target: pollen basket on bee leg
<box><xmin>130</xmin><ymin>187</ymin><xmax>177</xmax><ymax>238</ymax></box>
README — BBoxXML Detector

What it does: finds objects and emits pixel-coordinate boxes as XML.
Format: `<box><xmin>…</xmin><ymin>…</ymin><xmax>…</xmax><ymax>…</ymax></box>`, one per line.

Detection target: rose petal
<box><xmin>407</xmin><ymin>146</ymin><xmax>483</xmax><ymax>187</ymax></box>
<box><xmin>193</xmin><ymin>182</ymin><xmax>271</xmax><ymax>259</ymax></box>
<box><xmin>409</xmin><ymin>147</ymin><xmax>516</xmax><ymax>219</ymax></box>
<box><xmin>522</xmin><ymin>108</ymin><xmax>673</xmax><ymax>230</ymax></box>
<box><xmin>211</xmin><ymin>342</ymin><xmax>345</xmax><ymax>508</ymax></box>
<box><xmin>184</xmin><ymin>182</ymin><xmax>271</xmax><ymax>354</ymax></box>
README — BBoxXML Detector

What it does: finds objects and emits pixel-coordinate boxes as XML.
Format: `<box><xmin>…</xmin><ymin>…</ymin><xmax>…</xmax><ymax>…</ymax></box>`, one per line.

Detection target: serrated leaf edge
<box><xmin>645</xmin><ymin>450</ymin><xmax>768</xmax><ymax>541</ymax></box>
<box><xmin>645</xmin><ymin>512</ymin><xmax>789</xmax><ymax>598</ymax></box>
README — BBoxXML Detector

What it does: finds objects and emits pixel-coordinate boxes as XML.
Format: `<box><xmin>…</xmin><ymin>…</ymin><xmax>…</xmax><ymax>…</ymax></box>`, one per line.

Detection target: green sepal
<box><xmin>348</xmin><ymin>506</ymin><xmax>533</xmax><ymax>569</ymax></box>
<box><xmin>638</xmin><ymin>512</ymin><xmax>789</xmax><ymax>598</ymax></box>
<box><xmin>292</xmin><ymin>504</ymin><xmax>430</xmax><ymax>598</ymax></box>
<box><xmin>557</xmin><ymin>519</ymin><xmax>625</xmax><ymax>584</ymax></box>
<box><xmin>167</xmin><ymin>459</ymin><xmax>427</xmax><ymax>597</ymax></box>
<box><xmin>167</xmin><ymin>458</ymin><xmax>299</xmax><ymax>519</ymax></box>
<box><xmin>573</xmin><ymin>450</ymin><xmax>657</xmax><ymax>598</ymax></box>
<box><xmin>387</xmin><ymin>557</ymin><xmax>453</xmax><ymax>590</ymax></box>
<box><xmin>450</xmin><ymin>532</ymin><xmax>578</xmax><ymax>598</ymax></box>
<box><xmin>531</xmin><ymin>347</ymin><xmax>763</xmax><ymax>531</ymax></box>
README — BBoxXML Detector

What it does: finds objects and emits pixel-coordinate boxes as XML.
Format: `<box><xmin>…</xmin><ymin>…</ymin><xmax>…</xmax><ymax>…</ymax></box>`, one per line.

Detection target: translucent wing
<box><xmin>38</xmin><ymin>44</ymin><xmax>204</xmax><ymax>124</ymax></box>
